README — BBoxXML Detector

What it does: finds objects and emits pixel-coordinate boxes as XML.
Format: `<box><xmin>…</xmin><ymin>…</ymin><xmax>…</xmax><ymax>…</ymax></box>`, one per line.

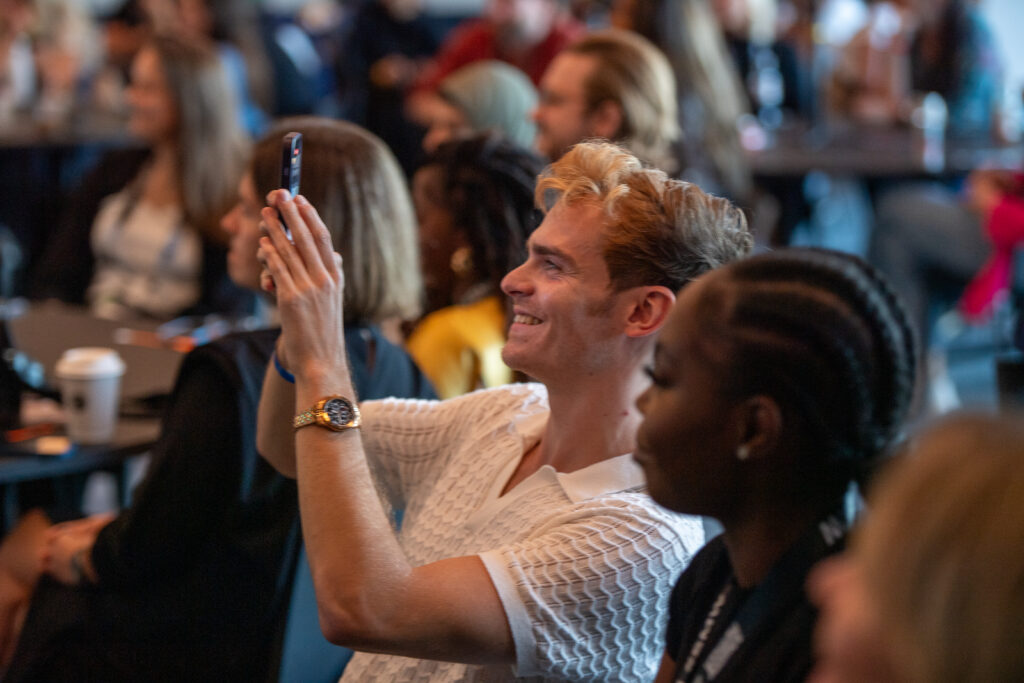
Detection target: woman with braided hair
<box><xmin>406</xmin><ymin>131</ymin><xmax>544</xmax><ymax>397</ymax></box>
<box><xmin>634</xmin><ymin>247</ymin><xmax>918</xmax><ymax>682</ymax></box>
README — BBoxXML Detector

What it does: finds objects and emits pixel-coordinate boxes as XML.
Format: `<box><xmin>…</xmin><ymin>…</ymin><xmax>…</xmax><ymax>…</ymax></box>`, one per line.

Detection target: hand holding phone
<box><xmin>278</xmin><ymin>132</ymin><xmax>303</xmax><ymax>239</ymax></box>
<box><xmin>262</xmin><ymin>132</ymin><xmax>303</xmax><ymax>294</ymax></box>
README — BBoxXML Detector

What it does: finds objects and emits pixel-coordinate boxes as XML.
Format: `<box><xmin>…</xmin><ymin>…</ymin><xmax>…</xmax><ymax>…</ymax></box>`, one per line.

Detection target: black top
<box><xmin>664</xmin><ymin>514</ymin><xmax>846</xmax><ymax>683</ymax></box>
<box><xmin>334</xmin><ymin>0</ymin><xmax>439</xmax><ymax>173</ymax></box>
<box><xmin>5</xmin><ymin>325</ymin><xmax>435</xmax><ymax>682</ymax></box>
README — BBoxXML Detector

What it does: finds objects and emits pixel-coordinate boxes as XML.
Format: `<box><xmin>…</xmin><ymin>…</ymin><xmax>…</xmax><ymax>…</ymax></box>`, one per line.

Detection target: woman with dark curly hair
<box><xmin>407</xmin><ymin>132</ymin><xmax>544</xmax><ymax>397</ymax></box>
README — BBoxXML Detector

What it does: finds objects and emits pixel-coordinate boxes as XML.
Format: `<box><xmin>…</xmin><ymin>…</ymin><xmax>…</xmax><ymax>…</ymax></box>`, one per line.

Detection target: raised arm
<box><xmin>256</xmin><ymin>191</ymin><xmax>514</xmax><ymax>664</ymax></box>
<box><xmin>256</xmin><ymin>341</ymin><xmax>299</xmax><ymax>478</ymax></box>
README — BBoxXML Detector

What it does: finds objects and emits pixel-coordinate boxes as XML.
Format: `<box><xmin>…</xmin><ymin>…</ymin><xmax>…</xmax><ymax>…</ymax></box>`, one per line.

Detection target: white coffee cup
<box><xmin>55</xmin><ymin>347</ymin><xmax>126</xmax><ymax>444</ymax></box>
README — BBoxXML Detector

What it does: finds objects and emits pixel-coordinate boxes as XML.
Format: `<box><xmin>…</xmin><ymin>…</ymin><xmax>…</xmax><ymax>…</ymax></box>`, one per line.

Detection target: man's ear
<box><xmin>624</xmin><ymin>286</ymin><xmax>675</xmax><ymax>338</ymax></box>
<box><xmin>588</xmin><ymin>99</ymin><xmax>624</xmax><ymax>141</ymax></box>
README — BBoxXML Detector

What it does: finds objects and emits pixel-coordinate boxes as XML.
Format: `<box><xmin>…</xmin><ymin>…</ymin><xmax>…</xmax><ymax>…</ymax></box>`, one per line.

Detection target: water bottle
<box><xmin>749</xmin><ymin>45</ymin><xmax>784</xmax><ymax>133</ymax></box>
<box><xmin>913</xmin><ymin>92</ymin><xmax>947</xmax><ymax>173</ymax></box>
<box><xmin>997</xmin><ymin>83</ymin><xmax>1023</xmax><ymax>144</ymax></box>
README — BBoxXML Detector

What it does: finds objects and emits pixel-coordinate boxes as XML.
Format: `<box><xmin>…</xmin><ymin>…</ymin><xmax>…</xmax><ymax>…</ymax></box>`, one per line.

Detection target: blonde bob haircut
<box><xmin>252</xmin><ymin>117</ymin><xmax>422</xmax><ymax>324</ymax></box>
<box><xmin>858</xmin><ymin>412</ymin><xmax>1024</xmax><ymax>683</ymax></box>
<box><xmin>536</xmin><ymin>140</ymin><xmax>752</xmax><ymax>292</ymax></box>
<box><xmin>566</xmin><ymin>29</ymin><xmax>680</xmax><ymax>171</ymax></box>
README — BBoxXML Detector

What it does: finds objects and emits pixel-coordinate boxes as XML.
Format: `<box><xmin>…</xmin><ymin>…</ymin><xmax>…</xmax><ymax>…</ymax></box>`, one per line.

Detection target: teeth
<box><xmin>513</xmin><ymin>314</ymin><xmax>541</xmax><ymax>325</ymax></box>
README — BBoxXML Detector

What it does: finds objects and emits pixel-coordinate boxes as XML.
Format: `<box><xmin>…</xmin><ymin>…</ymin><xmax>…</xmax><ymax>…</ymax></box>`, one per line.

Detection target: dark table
<box><xmin>0</xmin><ymin>111</ymin><xmax>137</xmax><ymax>150</ymax></box>
<box><xmin>6</xmin><ymin>300</ymin><xmax>183</xmax><ymax>399</ymax></box>
<box><xmin>0</xmin><ymin>301</ymin><xmax>183</xmax><ymax>528</ymax></box>
<box><xmin>0</xmin><ymin>418</ymin><xmax>160</xmax><ymax>529</ymax></box>
<box><xmin>748</xmin><ymin>121</ymin><xmax>1024</xmax><ymax>178</ymax></box>
<box><xmin>746</xmin><ymin>121</ymin><xmax>1024</xmax><ymax>244</ymax></box>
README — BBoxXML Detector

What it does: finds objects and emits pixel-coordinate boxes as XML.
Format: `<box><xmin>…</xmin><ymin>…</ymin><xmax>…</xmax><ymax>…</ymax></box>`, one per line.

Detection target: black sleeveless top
<box><xmin>5</xmin><ymin>326</ymin><xmax>434</xmax><ymax>682</ymax></box>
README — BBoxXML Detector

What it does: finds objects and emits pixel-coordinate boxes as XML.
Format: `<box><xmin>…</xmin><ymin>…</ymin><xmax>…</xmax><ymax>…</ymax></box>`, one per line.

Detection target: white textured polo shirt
<box><xmin>343</xmin><ymin>383</ymin><xmax>705</xmax><ymax>682</ymax></box>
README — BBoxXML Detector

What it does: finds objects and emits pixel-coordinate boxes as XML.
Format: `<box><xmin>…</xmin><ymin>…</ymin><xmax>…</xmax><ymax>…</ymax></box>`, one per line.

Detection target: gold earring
<box><xmin>736</xmin><ymin>445</ymin><xmax>750</xmax><ymax>461</ymax></box>
<box><xmin>450</xmin><ymin>246</ymin><xmax>473</xmax><ymax>277</ymax></box>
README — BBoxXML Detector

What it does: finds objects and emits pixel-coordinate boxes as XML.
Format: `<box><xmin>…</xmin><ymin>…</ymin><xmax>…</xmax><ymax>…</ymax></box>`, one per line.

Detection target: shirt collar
<box><xmin>555</xmin><ymin>453</ymin><xmax>646</xmax><ymax>503</ymax></box>
<box><xmin>508</xmin><ymin>384</ymin><xmax>647</xmax><ymax>503</ymax></box>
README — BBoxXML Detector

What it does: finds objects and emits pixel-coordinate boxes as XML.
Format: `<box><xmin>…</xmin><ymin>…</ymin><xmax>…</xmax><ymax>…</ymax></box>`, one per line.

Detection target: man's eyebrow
<box><xmin>530</xmin><ymin>242</ymin><xmax>577</xmax><ymax>269</ymax></box>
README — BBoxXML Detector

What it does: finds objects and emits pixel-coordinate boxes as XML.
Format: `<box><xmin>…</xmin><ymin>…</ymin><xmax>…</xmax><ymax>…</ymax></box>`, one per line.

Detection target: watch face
<box><xmin>323</xmin><ymin>397</ymin><xmax>356</xmax><ymax>428</ymax></box>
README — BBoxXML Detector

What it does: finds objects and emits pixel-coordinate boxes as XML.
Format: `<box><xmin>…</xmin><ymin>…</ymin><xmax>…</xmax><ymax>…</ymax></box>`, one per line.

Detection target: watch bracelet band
<box><xmin>293</xmin><ymin>409</ymin><xmax>317</xmax><ymax>429</ymax></box>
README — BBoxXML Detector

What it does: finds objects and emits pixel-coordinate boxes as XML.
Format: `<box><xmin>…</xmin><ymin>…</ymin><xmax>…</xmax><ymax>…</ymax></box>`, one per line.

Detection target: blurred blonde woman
<box><xmin>810</xmin><ymin>412</ymin><xmax>1024</xmax><ymax>683</ymax></box>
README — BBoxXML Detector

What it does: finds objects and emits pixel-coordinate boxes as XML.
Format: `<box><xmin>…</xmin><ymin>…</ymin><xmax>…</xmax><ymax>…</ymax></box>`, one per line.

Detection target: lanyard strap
<box><xmin>101</xmin><ymin>187</ymin><xmax>188</xmax><ymax>286</ymax></box>
<box><xmin>680</xmin><ymin>580</ymin><xmax>735</xmax><ymax>681</ymax></box>
<box><xmin>678</xmin><ymin>512</ymin><xmax>847</xmax><ymax>683</ymax></box>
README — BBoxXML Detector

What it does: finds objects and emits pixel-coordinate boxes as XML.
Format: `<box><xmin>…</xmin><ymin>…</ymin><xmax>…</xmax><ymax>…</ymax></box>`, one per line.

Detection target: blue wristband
<box><xmin>273</xmin><ymin>350</ymin><xmax>295</xmax><ymax>384</ymax></box>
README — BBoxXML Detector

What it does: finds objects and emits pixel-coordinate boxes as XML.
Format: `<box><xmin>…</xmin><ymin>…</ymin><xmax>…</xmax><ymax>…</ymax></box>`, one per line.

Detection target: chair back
<box><xmin>275</xmin><ymin>545</ymin><xmax>353</xmax><ymax>683</ymax></box>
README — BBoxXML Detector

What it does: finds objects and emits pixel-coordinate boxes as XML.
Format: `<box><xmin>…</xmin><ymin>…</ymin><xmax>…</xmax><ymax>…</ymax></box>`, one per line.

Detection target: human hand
<box><xmin>0</xmin><ymin>572</ymin><xmax>29</xmax><ymax>669</ymax></box>
<box><xmin>966</xmin><ymin>169</ymin><xmax>1011</xmax><ymax>218</ymax></box>
<box><xmin>258</xmin><ymin>191</ymin><xmax>348</xmax><ymax>386</ymax></box>
<box><xmin>0</xmin><ymin>568</ymin><xmax>30</xmax><ymax>668</ymax></box>
<box><xmin>370</xmin><ymin>54</ymin><xmax>416</xmax><ymax>89</ymax></box>
<box><xmin>36</xmin><ymin>45</ymin><xmax>79</xmax><ymax>94</ymax></box>
<box><xmin>40</xmin><ymin>513</ymin><xmax>113</xmax><ymax>585</ymax></box>
<box><xmin>851</xmin><ymin>94</ymin><xmax>901</xmax><ymax>125</ymax></box>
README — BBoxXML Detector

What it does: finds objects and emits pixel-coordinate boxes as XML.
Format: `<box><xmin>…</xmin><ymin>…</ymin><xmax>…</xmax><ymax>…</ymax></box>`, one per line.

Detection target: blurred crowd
<box><xmin>0</xmin><ymin>1</ymin><xmax>1022</xmax><ymax>682</ymax></box>
<box><xmin>0</xmin><ymin>0</ymin><xmax>1019</xmax><ymax>410</ymax></box>
<box><xmin>0</xmin><ymin>0</ymin><xmax>1013</xmax><ymax>171</ymax></box>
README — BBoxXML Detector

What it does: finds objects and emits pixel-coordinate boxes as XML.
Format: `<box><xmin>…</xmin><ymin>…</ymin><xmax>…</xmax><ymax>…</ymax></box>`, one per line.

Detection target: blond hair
<box><xmin>252</xmin><ymin>117</ymin><xmax>422</xmax><ymax>323</ymax></box>
<box><xmin>858</xmin><ymin>413</ymin><xmax>1024</xmax><ymax>683</ymax></box>
<box><xmin>537</xmin><ymin>141</ymin><xmax>751</xmax><ymax>291</ymax></box>
<box><xmin>566</xmin><ymin>30</ymin><xmax>680</xmax><ymax>171</ymax></box>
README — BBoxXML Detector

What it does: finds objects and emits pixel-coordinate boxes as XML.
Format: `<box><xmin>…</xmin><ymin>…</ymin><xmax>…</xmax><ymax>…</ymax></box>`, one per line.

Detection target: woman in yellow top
<box><xmin>407</xmin><ymin>133</ymin><xmax>543</xmax><ymax>398</ymax></box>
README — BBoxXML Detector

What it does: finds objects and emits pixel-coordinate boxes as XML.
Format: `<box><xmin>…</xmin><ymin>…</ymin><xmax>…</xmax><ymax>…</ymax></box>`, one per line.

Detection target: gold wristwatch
<box><xmin>293</xmin><ymin>396</ymin><xmax>361</xmax><ymax>431</ymax></box>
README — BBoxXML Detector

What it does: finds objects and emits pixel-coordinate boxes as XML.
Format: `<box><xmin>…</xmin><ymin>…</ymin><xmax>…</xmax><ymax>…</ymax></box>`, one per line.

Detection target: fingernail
<box><xmin>295</xmin><ymin>194</ymin><xmax>308</xmax><ymax>206</ymax></box>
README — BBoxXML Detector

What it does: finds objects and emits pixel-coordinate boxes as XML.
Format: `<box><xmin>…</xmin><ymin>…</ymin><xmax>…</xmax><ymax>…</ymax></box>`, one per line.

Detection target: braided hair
<box><xmin>698</xmin><ymin>248</ymin><xmax>918</xmax><ymax>496</ymax></box>
<box><xmin>418</xmin><ymin>133</ymin><xmax>544</xmax><ymax>297</ymax></box>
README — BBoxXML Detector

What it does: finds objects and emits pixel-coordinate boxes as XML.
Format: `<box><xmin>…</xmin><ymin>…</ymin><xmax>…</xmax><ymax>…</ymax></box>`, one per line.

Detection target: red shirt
<box><xmin>960</xmin><ymin>173</ymin><xmax>1024</xmax><ymax>319</ymax></box>
<box><xmin>411</xmin><ymin>16</ymin><xmax>585</xmax><ymax>94</ymax></box>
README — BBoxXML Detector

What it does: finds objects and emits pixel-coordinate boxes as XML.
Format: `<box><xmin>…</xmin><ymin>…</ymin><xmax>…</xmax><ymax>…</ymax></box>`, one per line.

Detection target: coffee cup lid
<box><xmin>55</xmin><ymin>347</ymin><xmax>126</xmax><ymax>379</ymax></box>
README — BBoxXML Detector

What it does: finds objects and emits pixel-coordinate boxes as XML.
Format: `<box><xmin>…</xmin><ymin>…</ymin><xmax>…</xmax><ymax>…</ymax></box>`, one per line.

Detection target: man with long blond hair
<box><xmin>255</xmin><ymin>141</ymin><xmax>752</xmax><ymax>681</ymax></box>
<box><xmin>532</xmin><ymin>29</ymin><xmax>680</xmax><ymax>172</ymax></box>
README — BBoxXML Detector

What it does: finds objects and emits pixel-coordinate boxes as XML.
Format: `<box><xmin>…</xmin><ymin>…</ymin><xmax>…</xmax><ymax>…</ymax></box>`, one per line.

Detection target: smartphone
<box><xmin>278</xmin><ymin>132</ymin><xmax>303</xmax><ymax>239</ymax></box>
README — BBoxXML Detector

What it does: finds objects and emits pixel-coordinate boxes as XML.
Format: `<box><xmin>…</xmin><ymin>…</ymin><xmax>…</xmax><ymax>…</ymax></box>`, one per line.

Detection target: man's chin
<box><xmin>501</xmin><ymin>344</ymin><xmax>534</xmax><ymax>375</ymax></box>
<box><xmin>500</xmin><ymin>345</ymin><xmax>521</xmax><ymax>371</ymax></box>
<box><xmin>533</xmin><ymin>136</ymin><xmax>558</xmax><ymax>162</ymax></box>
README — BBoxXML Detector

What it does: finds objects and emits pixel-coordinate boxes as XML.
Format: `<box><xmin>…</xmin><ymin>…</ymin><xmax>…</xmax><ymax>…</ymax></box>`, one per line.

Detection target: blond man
<box><xmin>533</xmin><ymin>30</ymin><xmax>679</xmax><ymax>171</ymax></box>
<box><xmin>256</xmin><ymin>141</ymin><xmax>751</xmax><ymax>682</ymax></box>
